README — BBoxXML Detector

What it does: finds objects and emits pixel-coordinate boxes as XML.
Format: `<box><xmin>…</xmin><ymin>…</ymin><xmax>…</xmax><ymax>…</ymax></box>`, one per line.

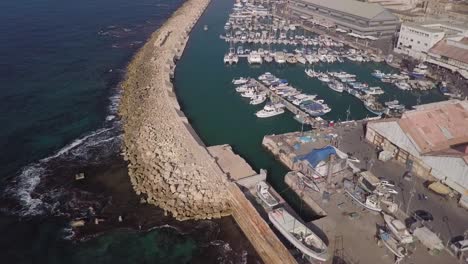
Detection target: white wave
<box><xmin>10</xmin><ymin>165</ymin><xmax>46</xmax><ymax>215</ymax></box>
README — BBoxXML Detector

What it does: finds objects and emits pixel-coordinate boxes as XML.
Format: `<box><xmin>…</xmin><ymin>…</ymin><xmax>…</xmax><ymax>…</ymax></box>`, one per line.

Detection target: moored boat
<box><xmin>255</xmin><ymin>107</ymin><xmax>285</xmax><ymax>118</ymax></box>
<box><xmin>269</xmin><ymin>208</ymin><xmax>329</xmax><ymax>262</ymax></box>
<box><xmin>256</xmin><ymin>181</ymin><xmax>279</xmax><ymax>207</ymax></box>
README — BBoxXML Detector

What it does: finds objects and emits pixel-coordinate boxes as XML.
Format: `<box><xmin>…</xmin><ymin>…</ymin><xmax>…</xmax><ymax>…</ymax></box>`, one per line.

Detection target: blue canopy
<box><xmin>296</xmin><ymin>145</ymin><xmax>336</xmax><ymax>167</ymax></box>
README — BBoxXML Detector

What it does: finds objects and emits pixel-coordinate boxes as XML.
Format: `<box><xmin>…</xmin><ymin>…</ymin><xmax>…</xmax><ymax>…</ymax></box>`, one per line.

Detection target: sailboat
<box><xmin>269</xmin><ymin>208</ymin><xmax>329</xmax><ymax>262</ymax></box>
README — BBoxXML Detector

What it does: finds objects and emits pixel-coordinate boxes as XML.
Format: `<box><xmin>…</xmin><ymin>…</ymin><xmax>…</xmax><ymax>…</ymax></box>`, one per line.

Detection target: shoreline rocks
<box><xmin>119</xmin><ymin>0</ymin><xmax>232</xmax><ymax>221</ymax></box>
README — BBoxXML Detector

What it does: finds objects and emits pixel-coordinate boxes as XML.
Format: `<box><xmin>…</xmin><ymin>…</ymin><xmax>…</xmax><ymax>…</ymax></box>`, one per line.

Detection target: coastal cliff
<box><xmin>119</xmin><ymin>0</ymin><xmax>231</xmax><ymax>220</ymax></box>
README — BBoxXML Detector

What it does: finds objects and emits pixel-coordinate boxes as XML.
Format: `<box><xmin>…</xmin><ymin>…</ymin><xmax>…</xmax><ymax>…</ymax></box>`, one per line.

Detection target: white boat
<box><xmin>382</xmin><ymin>213</ymin><xmax>414</xmax><ymax>244</ymax></box>
<box><xmin>292</xmin><ymin>94</ymin><xmax>317</xmax><ymax>105</ymax></box>
<box><xmin>247</xmin><ymin>51</ymin><xmax>263</xmax><ymax>64</ymax></box>
<box><xmin>264</xmin><ymin>102</ymin><xmax>284</xmax><ymax>111</ymax></box>
<box><xmin>250</xmin><ymin>95</ymin><xmax>266</xmax><ymax>105</ymax></box>
<box><xmin>363</xmin><ymin>86</ymin><xmax>384</xmax><ymax>95</ymax></box>
<box><xmin>395</xmin><ymin>81</ymin><xmax>411</xmax><ymax>90</ymax></box>
<box><xmin>255</xmin><ymin>107</ymin><xmax>285</xmax><ymax>118</ymax></box>
<box><xmin>305</xmin><ymin>68</ymin><xmax>318</xmax><ymax>78</ymax></box>
<box><xmin>241</xmin><ymin>89</ymin><xmax>256</xmax><ymax>98</ymax></box>
<box><xmin>232</xmin><ymin>77</ymin><xmax>249</xmax><ymax>85</ymax></box>
<box><xmin>317</xmin><ymin>74</ymin><xmax>330</xmax><ymax>83</ymax></box>
<box><xmin>256</xmin><ymin>181</ymin><xmax>279</xmax><ymax>207</ymax></box>
<box><xmin>327</xmin><ymin>80</ymin><xmax>344</xmax><ymax>93</ymax></box>
<box><xmin>343</xmin><ymin>179</ymin><xmax>382</xmax><ymax>212</ymax></box>
<box><xmin>274</xmin><ymin>52</ymin><xmax>286</xmax><ymax>64</ymax></box>
<box><xmin>296</xmin><ymin>54</ymin><xmax>307</xmax><ymax>64</ymax></box>
<box><xmin>235</xmin><ymin>85</ymin><xmax>252</xmax><ymax>93</ymax></box>
<box><xmin>378</xmin><ymin>228</ymin><xmax>408</xmax><ymax>259</ymax></box>
<box><xmin>269</xmin><ymin>208</ymin><xmax>329</xmax><ymax>262</ymax></box>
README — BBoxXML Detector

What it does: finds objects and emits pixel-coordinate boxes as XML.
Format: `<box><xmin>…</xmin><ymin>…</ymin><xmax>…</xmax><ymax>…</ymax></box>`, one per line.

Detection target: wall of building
<box><xmin>396</xmin><ymin>24</ymin><xmax>445</xmax><ymax>52</ymax></box>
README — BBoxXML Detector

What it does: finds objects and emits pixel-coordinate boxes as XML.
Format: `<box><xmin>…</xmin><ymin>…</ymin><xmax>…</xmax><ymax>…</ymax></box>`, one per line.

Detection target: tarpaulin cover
<box><xmin>296</xmin><ymin>145</ymin><xmax>336</xmax><ymax>167</ymax></box>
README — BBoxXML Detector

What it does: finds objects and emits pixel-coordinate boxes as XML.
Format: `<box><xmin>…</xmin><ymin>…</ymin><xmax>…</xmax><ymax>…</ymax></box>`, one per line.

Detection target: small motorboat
<box><xmin>256</xmin><ymin>181</ymin><xmax>279</xmax><ymax>207</ymax></box>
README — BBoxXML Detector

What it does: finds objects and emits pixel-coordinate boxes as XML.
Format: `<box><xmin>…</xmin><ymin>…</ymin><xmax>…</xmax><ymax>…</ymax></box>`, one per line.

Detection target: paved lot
<box><xmin>334</xmin><ymin>121</ymin><xmax>467</xmax><ymax>262</ymax></box>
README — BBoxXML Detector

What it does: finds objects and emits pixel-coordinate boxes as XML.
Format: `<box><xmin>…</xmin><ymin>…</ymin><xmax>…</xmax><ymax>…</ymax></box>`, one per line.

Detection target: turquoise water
<box><xmin>174</xmin><ymin>0</ymin><xmax>445</xmax><ymax>217</ymax></box>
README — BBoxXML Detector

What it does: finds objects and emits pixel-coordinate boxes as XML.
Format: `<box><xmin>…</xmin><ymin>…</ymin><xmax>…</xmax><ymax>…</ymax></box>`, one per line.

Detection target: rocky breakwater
<box><xmin>119</xmin><ymin>0</ymin><xmax>231</xmax><ymax>221</ymax></box>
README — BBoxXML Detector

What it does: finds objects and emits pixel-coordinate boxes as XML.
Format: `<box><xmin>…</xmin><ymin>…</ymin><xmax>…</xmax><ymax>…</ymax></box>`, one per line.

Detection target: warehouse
<box><xmin>288</xmin><ymin>0</ymin><xmax>400</xmax><ymax>38</ymax></box>
<box><xmin>365</xmin><ymin>100</ymin><xmax>468</xmax><ymax>206</ymax></box>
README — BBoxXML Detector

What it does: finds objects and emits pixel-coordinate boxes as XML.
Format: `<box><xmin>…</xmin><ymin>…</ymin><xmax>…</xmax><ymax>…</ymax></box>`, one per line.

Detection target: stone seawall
<box><xmin>119</xmin><ymin>0</ymin><xmax>231</xmax><ymax>221</ymax></box>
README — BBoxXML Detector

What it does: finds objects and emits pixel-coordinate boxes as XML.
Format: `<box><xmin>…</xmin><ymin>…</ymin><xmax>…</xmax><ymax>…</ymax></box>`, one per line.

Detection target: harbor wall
<box><xmin>119</xmin><ymin>0</ymin><xmax>232</xmax><ymax>220</ymax></box>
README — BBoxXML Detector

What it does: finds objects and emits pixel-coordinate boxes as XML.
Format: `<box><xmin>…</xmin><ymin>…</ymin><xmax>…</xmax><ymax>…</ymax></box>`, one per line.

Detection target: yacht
<box><xmin>255</xmin><ymin>107</ymin><xmax>285</xmax><ymax>118</ymax></box>
<box><xmin>247</xmin><ymin>51</ymin><xmax>263</xmax><ymax>64</ymax></box>
<box><xmin>264</xmin><ymin>54</ymin><xmax>273</xmax><ymax>63</ymax></box>
<box><xmin>250</xmin><ymin>94</ymin><xmax>267</xmax><ymax>105</ymax></box>
<box><xmin>232</xmin><ymin>77</ymin><xmax>249</xmax><ymax>85</ymax></box>
<box><xmin>395</xmin><ymin>81</ymin><xmax>411</xmax><ymax>90</ymax></box>
<box><xmin>274</xmin><ymin>52</ymin><xmax>286</xmax><ymax>64</ymax></box>
<box><xmin>264</xmin><ymin>102</ymin><xmax>285</xmax><ymax>111</ymax></box>
<box><xmin>223</xmin><ymin>48</ymin><xmax>238</xmax><ymax>64</ymax></box>
<box><xmin>305</xmin><ymin>68</ymin><xmax>318</xmax><ymax>78</ymax></box>
<box><xmin>317</xmin><ymin>74</ymin><xmax>331</xmax><ymax>83</ymax></box>
<box><xmin>363</xmin><ymin>86</ymin><xmax>384</xmax><ymax>95</ymax></box>
<box><xmin>269</xmin><ymin>208</ymin><xmax>329</xmax><ymax>262</ymax></box>
<box><xmin>296</xmin><ymin>54</ymin><xmax>307</xmax><ymax>64</ymax></box>
<box><xmin>301</xmin><ymin>101</ymin><xmax>331</xmax><ymax>116</ymax></box>
<box><xmin>286</xmin><ymin>55</ymin><xmax>297</xmax><ymax>64</ymax></box>
<box><xmin>327</xmin><ymin>80</ymin><xmax>344</xmax><ymax>93</ymax></box>
<box><xmin>256</xmin><ymin>181</ymin><xmax>279</xmax><ymax>207</ymax></box>
<box><xmin>371</xmin><ymin>70</ymin><xmax>385</xmax><ymax>79</ymax></box>
<box><xmin>292</xmin><ymin>94</ymin><xmax>317</xmax><ymax>105</ymax></box>
<box><xmin>241</xmin><ymin>89</ymin><xmax>256</xmax><ymax>98</ymax></box>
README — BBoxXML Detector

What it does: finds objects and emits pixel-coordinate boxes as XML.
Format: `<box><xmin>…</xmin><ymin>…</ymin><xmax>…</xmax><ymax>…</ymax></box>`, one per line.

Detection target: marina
<box><xmin>173</xmin><ymin>0</ymin><xmax>466</xmax><ymax>263</ymax></box>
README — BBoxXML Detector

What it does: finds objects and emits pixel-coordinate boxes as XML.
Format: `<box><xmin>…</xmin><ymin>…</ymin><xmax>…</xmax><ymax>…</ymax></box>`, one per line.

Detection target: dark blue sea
<box><xmin>0</xmin><ymin>0</ymin><xmax>257</xmax><ymax>263</ymax></box>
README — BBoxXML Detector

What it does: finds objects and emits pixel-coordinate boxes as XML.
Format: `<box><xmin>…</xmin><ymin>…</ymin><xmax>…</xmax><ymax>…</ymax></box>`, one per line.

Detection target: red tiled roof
<box><xmin>429</xmin><ymin>39</ymin><xmax>468</xmax><ymax>64</ymax></box>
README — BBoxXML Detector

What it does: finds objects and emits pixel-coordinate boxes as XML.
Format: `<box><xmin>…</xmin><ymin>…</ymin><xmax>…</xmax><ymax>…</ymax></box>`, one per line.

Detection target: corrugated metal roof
<box><xmin>429</xmin><ymin>39</ymin><xmax>468</xmax><ymax>64</ymax></box>
<box><xmin>398</xmin><ymin>100</ymin><xmax>468</xmax><ymax>154</ymax></box>
<box><xmin>299</xmin><ymin>0</ymin><xmax>390</xmax><ymax>20</ymax></box>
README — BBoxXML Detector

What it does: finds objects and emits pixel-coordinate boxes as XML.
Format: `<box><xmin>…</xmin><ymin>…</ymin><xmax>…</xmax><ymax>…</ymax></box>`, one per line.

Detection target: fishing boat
<box><xmin>378</xmin><ymin>228</ymin><xmax>408</xmax><ymax>259</ymax></box>
<box><xmin>363</xmin><ymin>97</ymin><xmax>385</xmax><ymax>115</ymax></box>
<box><xmin>382</xmin><ymin>213</ymin><xmax>414</xmax><ymax>244</ymax></box>
<box><xmin>255</xmin><ymin>107</ymin><xmax>285</xmax><ymax>118</ymax></box>
<box><xmin>250</xmin><ymin>95</ymin><xmax>266</xmax><ymax>105</ymax></box>
<box><xmin>269</xmin><ymin>208</ymin><xmax>329</xmax><ymax>262</ymax></box>
<box><xmin>256</xmin><ymin>181</ymin><xmax>279</xmax><ymax>207</ymax></box>
<box><xmin>343</xmin><ymin>179</ymin><xmax>382</xmax><ymax>212</ymax></box>
<box><xmin>232</xmin><ymin>77</ymin><xmax>249</xmax><ymax>85</ymax></box>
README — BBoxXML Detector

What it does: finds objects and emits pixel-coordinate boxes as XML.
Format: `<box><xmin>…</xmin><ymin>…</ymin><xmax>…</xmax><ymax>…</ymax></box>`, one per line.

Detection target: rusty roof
<box><xmin>398</xmin><ymin>100</ymin><xmax>468</xmax><ymax>159</ymax></box>
<box><xmin>429</xmin><ymin>39</ymin><xmax>468</xmax><ymax>64</ymax></box>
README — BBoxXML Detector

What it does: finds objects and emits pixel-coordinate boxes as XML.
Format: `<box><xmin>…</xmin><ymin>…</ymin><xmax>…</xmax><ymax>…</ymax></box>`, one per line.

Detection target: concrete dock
<box><xmin>208</xmin><ymin>144</ymin><xmax>298</xmax><ymax>264</ymax></box>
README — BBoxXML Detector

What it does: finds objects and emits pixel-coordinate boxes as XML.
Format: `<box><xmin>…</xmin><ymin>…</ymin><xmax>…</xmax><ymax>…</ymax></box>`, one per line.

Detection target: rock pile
<box><xmin>119</xmin><ymin>0</ymin><xmax>231</xmax><ymax>220</ymax></box>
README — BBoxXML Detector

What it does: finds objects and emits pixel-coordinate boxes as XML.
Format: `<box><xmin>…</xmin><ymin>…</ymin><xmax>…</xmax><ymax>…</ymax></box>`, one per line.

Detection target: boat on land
<box><xmin>232</xmin><ymin>77</ymin><xmax>249</xmax><ymax>85</ymax></box>
<box><xmin>255</xmin><ymin>107</ymin><xmax>285</xmax><ymax>118</ymax></box>
<box><xmin>256</xmin><ymin>181</ymin><xmax>279</xmax><ymax>207</ymax></box>
<box><xmin>382</xmin><ymin>213</ymin><xmax>414</xmax><ymax>244</ymax></box>
<box><xmin>378</xmin><ymin>228</ymin><xmax>408</xmax><ymax>259</ymax></box>
<box><xmin>343</xmin><ymin>179</ymin><xmax>382</xmax><ymax>212</ymax></box>
<box><xmin>269</xmin><ymin>208</ymin><xmax>329</xmax><ymax>262</ymax></box>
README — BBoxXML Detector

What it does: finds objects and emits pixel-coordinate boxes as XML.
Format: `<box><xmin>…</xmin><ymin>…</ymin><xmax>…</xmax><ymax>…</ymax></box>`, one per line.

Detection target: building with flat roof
<box><xmin>287</xmin><ymin>0</ymin><xmax>400</xmax><ymax>38</ymax></box>
<box><xmin>365</xmin><ymin>100</ymin><xmax>468</xmax><ymax>206</ymax></box>
<box><xmin>395</xmin><ymin>22</ymin><xmax>446</xmax><ymax>59</ymax></box>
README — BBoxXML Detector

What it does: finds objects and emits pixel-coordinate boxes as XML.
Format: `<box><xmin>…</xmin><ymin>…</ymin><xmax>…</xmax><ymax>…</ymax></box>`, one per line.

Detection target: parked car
<box><xmin>449</xmin><ymin>238</ymin><xmax>468</xmax><ymax>256</ymax></box>
<box><xmin>412</xmin><ymin>210</ymin><xmax>434</xmax><ymax>222</ymax></box>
